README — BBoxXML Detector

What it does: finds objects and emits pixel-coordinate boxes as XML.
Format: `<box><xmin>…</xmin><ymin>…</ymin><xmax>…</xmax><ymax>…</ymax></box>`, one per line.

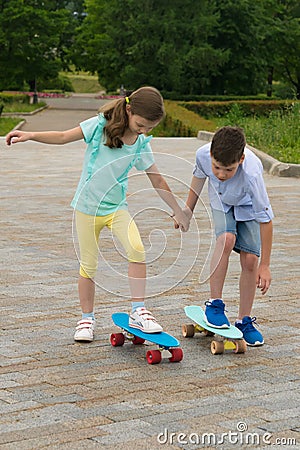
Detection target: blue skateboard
<box><xmin>111</xmin><ymin>312</ymin><xmax>183</xmax><ymax>364</ymax></box>
<box><xmin>182</xmin><ymin>305</ymin><xmax>247</xmax><ymax>354</ymax></box>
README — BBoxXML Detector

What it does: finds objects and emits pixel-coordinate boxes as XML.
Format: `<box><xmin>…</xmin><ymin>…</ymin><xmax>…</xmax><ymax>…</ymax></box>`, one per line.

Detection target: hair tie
<box><xmin>125</xmin><ymin>96</ymin><xmax>130</xmax><ymax>104</ymax></box>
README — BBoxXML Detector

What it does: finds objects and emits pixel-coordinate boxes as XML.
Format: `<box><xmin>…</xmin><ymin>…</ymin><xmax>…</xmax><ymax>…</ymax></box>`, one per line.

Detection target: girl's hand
<box><xmin>173</xmin><ymin>207</ymin><xmax>192</xmax><ymax>232</ymax></box>
<box><xmin>6</xmin><ymin>130</ymin><xmax>31</xmax><ymax>146</ymax></box>
<box><xmin>174</xmin><ymin>207</ymin><xmax>192</xmax><ymax>231</ymax></box>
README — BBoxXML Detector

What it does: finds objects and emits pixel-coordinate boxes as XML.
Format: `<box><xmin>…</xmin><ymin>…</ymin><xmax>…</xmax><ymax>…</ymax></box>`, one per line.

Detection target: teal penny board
<box><xmin>183</xmin><ymin>305</ymin><xmax>246</xmax><ymax>355</ymax></box>
<box><xmin>184</xmin><ymin>305</ymin><xmax>243</xmax><ymax>339</ymax></box>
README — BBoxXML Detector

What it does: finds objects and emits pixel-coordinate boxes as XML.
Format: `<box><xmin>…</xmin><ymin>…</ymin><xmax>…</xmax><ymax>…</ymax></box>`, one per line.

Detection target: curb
<box><xmin>11</xmin><ymin>120</ymin><xmax>26</xmax><ymax>131</ymax></box>
<box><xmin>1</xmin><ymin>105</ymin><xmax>48</xmax><ymax>117</ymax></box>
<box><xmin>197</xmin><ymin>130</ymin><xmax>300</xmax><ymax>178</ymax></box>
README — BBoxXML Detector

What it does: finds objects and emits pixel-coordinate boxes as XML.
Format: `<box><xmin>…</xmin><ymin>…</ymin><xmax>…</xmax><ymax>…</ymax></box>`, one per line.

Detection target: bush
<box><xmin>42</xmin><ymin>74</ymin><xmax>74</xmax><ymax>92</ymax></box>
<box><xmin>0</xmin><ymin>93</ymin><xmax>30</xmax><ymax>104</ymax></box>
<box><xmin>272</xmin><ymin>83</ymin><xmax>297</xmax><ymax>100</ymax></box>
<box><xmin>161</xmin><ymin>91</ymin><xmax>270</xmax><ymax>102</ymax></box>
<box><xmin>181</xmin><ymin>100</ymin><xmax>299</xmax><ymax>118</ymax></box>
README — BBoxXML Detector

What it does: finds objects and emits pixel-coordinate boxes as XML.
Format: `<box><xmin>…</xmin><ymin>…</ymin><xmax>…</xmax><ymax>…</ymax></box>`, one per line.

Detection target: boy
<box><xmin>184</xmin><ymin>126</ymin><xmax>273</xmax><ymax>346</ymax></box>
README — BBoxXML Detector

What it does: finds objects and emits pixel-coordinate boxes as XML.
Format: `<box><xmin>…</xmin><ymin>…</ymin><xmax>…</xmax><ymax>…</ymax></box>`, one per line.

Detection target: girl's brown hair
<box><xmin>99</xmin><ymin>86</ymin><xmax>165</xmax><ymax>148</ymax></box>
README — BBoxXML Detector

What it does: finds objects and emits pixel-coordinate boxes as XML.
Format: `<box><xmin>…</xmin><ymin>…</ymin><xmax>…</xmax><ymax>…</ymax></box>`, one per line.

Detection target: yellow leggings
<box><xmin>75</xmin><ymin>209</ymin><xmax>145</xmax><ymax>279</ymax></box>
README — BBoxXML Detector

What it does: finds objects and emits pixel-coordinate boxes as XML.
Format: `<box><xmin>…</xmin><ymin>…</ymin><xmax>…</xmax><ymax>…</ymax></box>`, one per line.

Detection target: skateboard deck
<box><xmin>183</xmin><ymin>305</ymin><xmax>246</xmax><ymax>354</ymax></box>
<box><xmin>111</xmin><ymin>312</ymin><xmax>183</xmax><ymax>364</ymax></box>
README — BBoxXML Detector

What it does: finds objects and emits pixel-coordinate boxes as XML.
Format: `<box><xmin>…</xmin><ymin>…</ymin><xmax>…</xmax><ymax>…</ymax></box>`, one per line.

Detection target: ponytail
<box><xmin>99</xmin><ymin>86</ymin><xmax>164</xmax><ymax>149</ymax></box>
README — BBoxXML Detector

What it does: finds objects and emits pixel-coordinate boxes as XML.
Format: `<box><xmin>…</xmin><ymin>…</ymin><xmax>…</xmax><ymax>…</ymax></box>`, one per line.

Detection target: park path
<box><xmin>0</xmin><ymin>94</ymin><xmax>299</xmax><ymax>449</ymax></box>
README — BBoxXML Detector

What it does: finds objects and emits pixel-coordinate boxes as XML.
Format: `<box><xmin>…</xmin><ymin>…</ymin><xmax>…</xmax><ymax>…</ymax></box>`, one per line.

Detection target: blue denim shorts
<box><xmin>211</xmin><ymin>207</ymin><xmax>261</xmax><ymax>257</ymax></box>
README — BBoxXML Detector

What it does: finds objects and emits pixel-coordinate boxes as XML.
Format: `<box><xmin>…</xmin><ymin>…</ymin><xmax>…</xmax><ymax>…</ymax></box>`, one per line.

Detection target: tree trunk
<box><xmin>267</xmin><ymin>67</ymin><xmax>273</xmax><ymax>97</ymax></box>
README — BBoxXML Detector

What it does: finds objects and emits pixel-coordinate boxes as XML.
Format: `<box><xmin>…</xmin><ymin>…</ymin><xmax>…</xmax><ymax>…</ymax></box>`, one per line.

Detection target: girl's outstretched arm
<box><xmin>6</xmin><ymin>126</ymin><xmax>84</xmax><ymax>146</ymax></box>
<box><xmin>145</xmin><ymin>163</ymin><xmax>189</xmax><ymax>231</ymax></box>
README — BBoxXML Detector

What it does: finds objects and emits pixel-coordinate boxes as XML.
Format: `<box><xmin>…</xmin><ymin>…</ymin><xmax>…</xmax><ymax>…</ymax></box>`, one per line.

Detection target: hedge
<box><xmin>0</xmin><ymin>92</ymin><xmax>30</xmax><ymax>104</ymax></box>
<box><xmin>181</xmin><ymin>100</ymin><xmax>299</xmax><ymax>118</ymax></box>
<box><xmin>153</xmin><ymin>100</ymin><xmax>216</xmax><ymax>137</ymax></box>
<box><xmin>161</xmin><ymin>91</ymin><xmax>271</xmax><ymax>102</ymax></box>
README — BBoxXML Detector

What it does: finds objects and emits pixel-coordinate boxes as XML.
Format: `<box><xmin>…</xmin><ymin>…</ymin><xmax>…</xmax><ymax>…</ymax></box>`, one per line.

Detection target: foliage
<box><xmin>73</xmin><ymin>0</ymin><xmax>228</xmax><ymax>93</ymax></box>
<box><xmin>182</xmin><ymin>100</ymin><xmax>299</xmax><ymax>118</ymax></box>
<box><xmin>161</xmin><ymin>93</ymin><xmax>271</xmax><ymax>102</ymax></box>
<box><xmin>72</xmin><ymin>0</ymin><xmax>300</xmax><ymax>97</ymax></box>
<box><xmin>272</xmin><ymin>83</ymin><xmax>297</xmax><ymax>100</ymax></box>
<box><xmin>209</xmin><ymin>0</ymin><xmax>300</xmax><ymax>97</ymax></box>
<box><xmin>0</xmin><ymin>0</ymin><xmax>299</xmax><ymax>97</ymax></box>
<box><xmin>260</xmin><ymin>0</ymin><xmax>300</xmax><ymax>98</ymax></box>
<box><xmin>208</xmin><ymin>0</ymin><xmax>269</xmax><ymax>95</ymax></box>
<box><xmin>43</xmin><ymin>75</ymin><xmax>74</xmax><ymax>92</ymax></box>
<box><xmin>0</xmin><ymin>93</ymin><xmax>30</xmax><ymax>104</ymax></box>
<box><xmin>0</xmin><ymin>0</ymin><xmax>80</xmax><ymax>91</ymax></box>
<box><xmin>216</xmin><ymin>102</ymin><xmax>300</xmax><ymax>164</ymax></box>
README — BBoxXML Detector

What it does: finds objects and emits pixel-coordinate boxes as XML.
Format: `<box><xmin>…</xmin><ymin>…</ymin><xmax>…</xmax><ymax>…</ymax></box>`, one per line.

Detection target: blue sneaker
<box><xmin>204</xmin><ymin>299</ymin><xmax>230</xmax><ymax>329</ymax></box>
<box><xmin>235</xmin><ymin>316</ymin><xmax>264</xmax><ymax>346</ymax></box>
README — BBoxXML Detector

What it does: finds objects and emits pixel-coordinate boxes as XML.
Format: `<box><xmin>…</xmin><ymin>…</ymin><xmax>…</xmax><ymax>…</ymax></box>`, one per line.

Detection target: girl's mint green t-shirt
<box><xmin>71</xmin><ymin>114</ymin><xmax>155</xmax><ymax>216</ymax></box>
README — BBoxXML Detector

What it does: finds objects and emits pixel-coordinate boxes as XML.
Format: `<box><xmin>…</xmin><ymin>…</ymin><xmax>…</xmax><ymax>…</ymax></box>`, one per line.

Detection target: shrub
<box><xmin>161</xmin><ymin>91</ymin><xmax>269</xmax><ymax>102</ymax></box>
<box><xmin>181</xmin><ymin>100</ymin><xmax>299</xmax><ymax>118</ymax></box>
<box><xmin>0</xmin><ymin>93</ymin><xmax>30</xmax><ymax>104</ymax></box>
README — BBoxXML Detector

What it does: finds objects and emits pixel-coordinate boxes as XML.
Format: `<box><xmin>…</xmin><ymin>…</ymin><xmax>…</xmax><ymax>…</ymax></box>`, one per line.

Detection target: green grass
<box><xmin>3</xmin><ymin>101</ymin><xmax>46</xmax><ymax>113</ymax></box>
<box><xmin>215</xmin><ymin>102</ymin><xmax>300</xmax><ymax>164</ymax></box>
<box><xmin>0</xmin><ymin>117</ymin><xmax>22</xmax><ymax>135</ymax></box>
<box><xmin>60</xmin><ymin>71</ymin><xmax>103</xmax><ymax>93</ymax></box>
<box><xmin>0</xmin><ymin>101</ymin><xmax>47</xmax><ymax>135</ymax></box>
<box><xmin>152</xmin><ymin>100</ymin><xmax>216</xmax><ymax>137</ymax></box>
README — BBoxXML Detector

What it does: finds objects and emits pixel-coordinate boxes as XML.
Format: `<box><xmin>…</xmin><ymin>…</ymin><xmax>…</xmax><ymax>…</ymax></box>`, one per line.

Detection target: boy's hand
<box><xmin>173</xmin><ymin>207</ymin><xmax>192</xmax><ymax>232</ymax></box>
<box><xmin>256</xmin><ymin>264</ymin><xmax>271</xmax><ymax>295</ymax></box>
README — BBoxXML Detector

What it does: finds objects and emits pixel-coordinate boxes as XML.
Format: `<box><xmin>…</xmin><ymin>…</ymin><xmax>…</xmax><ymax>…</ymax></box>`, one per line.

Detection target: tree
<box><xmin>73</xmin><ymin>0</ymin><xmax>228</xmax><ymax>94</ymax></box>
<box><xmin>207</xmin><ymin>0</ymin><xmax>300</xmax><ymax>97</ymax></box>
<box><xmin>273</xmin><ymin>1</ymin><xmax>300</xmax><ymax>98</ymax></box>
<box><xmin>209</xmin><ymin>0</ymin><xmax>270</xmax><ymax>95</ymax></box>
<box><xmin>254</xmin><ymin>0</ymin><xmax>300</xmax><ymax>98</ymax></box>
<box><xmin>0</xmin><ymin>0</ymin><xmax>77</xmax><ymax>90</ymax></box>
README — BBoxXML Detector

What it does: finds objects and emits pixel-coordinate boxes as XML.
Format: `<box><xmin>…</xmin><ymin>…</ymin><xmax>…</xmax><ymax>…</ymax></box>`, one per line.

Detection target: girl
<box><xmin>6</xmin><ymin>86</ymin><xmax>189</xmax><ymax>342</ymax></box>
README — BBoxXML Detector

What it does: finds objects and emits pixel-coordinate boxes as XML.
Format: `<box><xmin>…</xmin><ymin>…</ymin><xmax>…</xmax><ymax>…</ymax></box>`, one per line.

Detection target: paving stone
<box><xmin>0</xmin><ymin>96</ymin><xmax>299</xmax><ymax>449</ymax></box>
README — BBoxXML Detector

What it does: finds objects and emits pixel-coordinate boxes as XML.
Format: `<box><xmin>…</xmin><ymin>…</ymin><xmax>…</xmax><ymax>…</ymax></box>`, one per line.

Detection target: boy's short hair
<box><xmin>211</xmin><ymin>126</ymin><xmax>246</xmax><ymax>166</ymax></box>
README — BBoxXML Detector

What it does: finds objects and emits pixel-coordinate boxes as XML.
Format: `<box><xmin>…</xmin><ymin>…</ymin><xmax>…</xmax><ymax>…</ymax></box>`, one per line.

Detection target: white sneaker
<box><xmin>74</xmin><ymin>318</ymin><xmax>95</xmax><ymax>342</ymax></box>
<box><xmin>129</xmin><ymin>307</ymin><xmax>163</xmax><ymax>333</ymax></box>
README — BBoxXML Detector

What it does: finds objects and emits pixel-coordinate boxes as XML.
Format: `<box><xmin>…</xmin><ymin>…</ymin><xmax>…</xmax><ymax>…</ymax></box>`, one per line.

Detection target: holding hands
<box><xmin>173</xmin><ymin>206</ymin><xmax>193</xmax><ymax>232</ymax></box>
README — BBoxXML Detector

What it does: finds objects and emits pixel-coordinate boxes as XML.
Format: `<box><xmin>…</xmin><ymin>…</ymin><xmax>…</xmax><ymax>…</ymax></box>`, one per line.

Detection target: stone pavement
<box><xmin>0</xmin><ymin>96</ymin><xmax>299</xmax><ymax>449</ymax></box>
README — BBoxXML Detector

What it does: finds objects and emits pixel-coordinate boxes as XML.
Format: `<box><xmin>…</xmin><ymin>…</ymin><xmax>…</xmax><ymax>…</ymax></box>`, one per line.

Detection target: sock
<box><xmin>235</xmin><ymin>319</ymin><xmax>242</xmax><ymax>324</ymax></box>
<box><xmin>131</xmin><ymin>301</ymin><xmax>145</xmax><ymax>313</ymax></box>
<box><xmin>82</xmin><ymin>312</ymin><xmax>95</xmax><ymax>321</ymax></box>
